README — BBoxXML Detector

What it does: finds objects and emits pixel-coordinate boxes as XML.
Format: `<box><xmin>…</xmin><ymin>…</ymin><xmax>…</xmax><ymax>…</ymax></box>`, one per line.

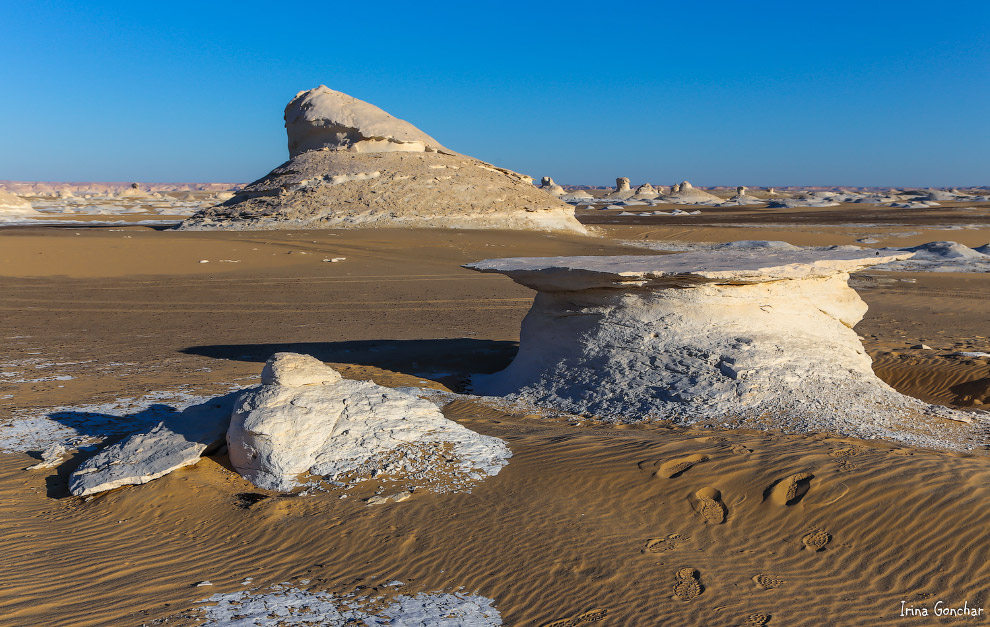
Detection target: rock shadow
<box><xmin>181</xmin><ymin>339</ymin><xmax>518</xmax><ymax>380</ymax></box>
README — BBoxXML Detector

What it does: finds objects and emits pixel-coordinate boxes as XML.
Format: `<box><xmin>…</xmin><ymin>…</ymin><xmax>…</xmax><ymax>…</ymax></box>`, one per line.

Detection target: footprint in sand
<box><xmin>747</xmin><ymin>613</ymin><xmax>771</xmax><ymax>626</ymax></box>
<box><xmin>574</xmin><ymin>609</ymin><xmax>608</xmax><ymax>622</ymax></box>
<box><xmin>657</xmin><ymin>454</ymin><xmax>709</xmax><ymax>478</ymax></box>
<box><xmin>802</xmin><ymin>528</ymin><xmax>832</xmax><ymax>552</ymax></box>
<box><xmin>645</xmin><ymin>534</ymin><xmax>684</xmax><ymax>553</ymax></box>
<box><xmin>693</xmin><ymin>487</ymin><xmax>727</xmax><ymax>524</ymax></box>
<box><xmin>673</xmin><ymin>567</ymin><xmax>703</xmax><ymax>601</ymax></box>
<box><xmin>768</xmin><ymin>473</ymin><xmax>814</xmax><ymax>506</ymax></box>
<box><xmin>752</xmin><ymin>573</ymin><xmax>784</xmax><ymax>590</ymax></box>
<box><xmin>539</xmin><ymin>608</ymin><xmax>608</xmax><ymax>626</ymax></box>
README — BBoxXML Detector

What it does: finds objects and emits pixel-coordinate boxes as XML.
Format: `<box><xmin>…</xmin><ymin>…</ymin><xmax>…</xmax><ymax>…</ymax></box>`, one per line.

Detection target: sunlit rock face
<box><xmin>227</xmin><ymin>353</ymin><xmax>511</xmax><ymax>492</ymax></box>
<box><xmin>284</xmin><ymin>85</ymin><xmax>450</xmax><ymax>157</ymax></box>
<box><xmin>180</xmin><ymin>86</ymin><xmax>585</xmax><ymax>233</ymax></box>
<box><xmin>465</xmin><ymin>250</ymin><xmax>975</xmax><ymax>440</ymax></box>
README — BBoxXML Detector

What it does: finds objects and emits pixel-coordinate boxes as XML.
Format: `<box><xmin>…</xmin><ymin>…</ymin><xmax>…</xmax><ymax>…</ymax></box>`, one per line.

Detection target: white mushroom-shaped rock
<box><xmin>464</xmin><ymin>249</ymin><xmax>977</xmax><ymax>448</ymax></box>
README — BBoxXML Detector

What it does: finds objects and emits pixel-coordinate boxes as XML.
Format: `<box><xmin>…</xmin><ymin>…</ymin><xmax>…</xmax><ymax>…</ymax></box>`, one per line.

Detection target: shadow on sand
<box><xmin>181</xmin><ymin>338</ymin><xmax>518</xmax><ymax>378</ymax></box>
<box><xmin>35</xmin><ymin>391</ymin><xmax>241</xmax><ymax>499</ymax></box>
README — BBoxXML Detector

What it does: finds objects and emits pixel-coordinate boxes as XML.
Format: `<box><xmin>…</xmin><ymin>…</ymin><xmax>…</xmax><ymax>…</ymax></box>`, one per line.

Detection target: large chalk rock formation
<box><xmin>539</xmin><ymin>176</ymin><xmax>566</xmax><ymax>196</ymax></box>
<box><xmin>227</xmin><ymin>353</ymin><xmax>510</xmax><ymax>492</ymax></box>
<box><xmin>181</xmin><ymin>86</ymin><xmax>585</xmax><ymax>233</ymax></box>
<box><xmin>659</xmin><ymin>181</ymin><xmax>723</xmax><ymax>204</ymax></box>
<box><xmin>466</xmin><ymin>250</ymin><xmax>978</xmax><ymax>447</ymax></box>
<box><xmin>0</xmin><ymin>189</ymin><xmax>40</xmax><ymax>217</ymax></box>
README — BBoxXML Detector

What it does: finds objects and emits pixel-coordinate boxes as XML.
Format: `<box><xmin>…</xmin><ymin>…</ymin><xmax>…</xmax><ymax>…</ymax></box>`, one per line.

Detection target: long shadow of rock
<box><xmin>181</xmin><ymin>339</ymin><xmax>518</xmax><ymax>378</ymax></box>
<box><xmin>41</xmin><ymin>391</ymin><xmax>242</xmax><ymax>499</ymax></box>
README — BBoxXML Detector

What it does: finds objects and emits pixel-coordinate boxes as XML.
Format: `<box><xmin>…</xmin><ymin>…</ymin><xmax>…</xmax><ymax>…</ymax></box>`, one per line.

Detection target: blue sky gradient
<box><xmin>2</xmin><ymin>1</ymin><xmax>988</xmax><ymax>186</ymax></box>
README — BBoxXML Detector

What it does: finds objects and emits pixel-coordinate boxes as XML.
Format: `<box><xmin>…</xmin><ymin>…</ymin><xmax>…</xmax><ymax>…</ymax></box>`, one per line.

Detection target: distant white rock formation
<box><xmin>284</xmin><ymin>86</ymin><xmax>449</xmax><ymax>157</ymax></box>
<box><xmin>539</xmin><ymin>176</ymin><xmax>566</xmax><ymax>196</ymax></box>
<box><xmin>118</xmin><ymin>183</ymin><xmax>147</xmax><ymax>198</ymax></box>
<box><xmin>559</xmin><ymin>188</ymin><xmax>594</xmax><ymax>202</ymax></box>
<box><xmin>723</xmin><ymin>185</ymin><xmax>764</xmax><ymax>206</ymax></box>
<box><xmin>633</xmin><ymin>183</ymin><xmax>658</xmax><ymax>199</ymax></box>
<box><xmin>227</xmin><ymin>353</ymin><xmax>510</xmax><ymax>492</ymax></box>
<box><xmin>659</xmin><ymin>181</ymin><xmax>723</xmax><ymax>204</ymax></box>
<box><xmin>181</xmin><ymin>86</ymin><xmax>585</xmax><ymax>233</ymax></box>
<box><xmin>0</xmin><ymin>189</ymin><xmax>40</xmax><ymax>217</ymax></box>
<box><xmin>601</xmin><ymin>177</ymin><xmax>635</xmax><ymax>200</ymax></box>
<box><xmin>465</xmin><ymin>250</ymin><xmax>978</xmax><ymax>448</ymax></box>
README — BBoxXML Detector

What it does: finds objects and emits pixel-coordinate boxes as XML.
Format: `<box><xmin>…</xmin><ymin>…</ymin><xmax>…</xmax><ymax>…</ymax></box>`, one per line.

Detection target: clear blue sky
<box><xmin>2</xmin><ymin>1</ymin><xmax>988</xmax><ymax>187</ymax></box>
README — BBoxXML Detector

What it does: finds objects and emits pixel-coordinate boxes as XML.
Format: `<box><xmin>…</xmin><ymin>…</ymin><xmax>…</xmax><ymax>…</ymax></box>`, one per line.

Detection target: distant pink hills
<box><xmin>0</xmin><ymin>181</ymin><xmax>243</xmax><ymax>194</ymax></box>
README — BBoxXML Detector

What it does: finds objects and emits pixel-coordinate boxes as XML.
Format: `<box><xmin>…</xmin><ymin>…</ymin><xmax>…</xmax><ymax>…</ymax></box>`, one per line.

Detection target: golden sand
<box><xmin>1</xmin><ymin>220</ymin><xmax>988</xmax><ymax>626</ymax></box>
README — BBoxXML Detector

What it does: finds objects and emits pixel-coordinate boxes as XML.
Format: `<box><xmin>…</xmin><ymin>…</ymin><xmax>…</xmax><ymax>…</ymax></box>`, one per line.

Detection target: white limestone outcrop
<box><xmin>0</xmin><ymin>189</ymin><xmax>40</xmax><ymax>217</ymax></box>
<box><xmin>633</xmin><ymin>183</ymin><xmax>659</xmax><ymax>199</ymax></box>
<box><xmin>180</xmin><ymin>86</ymin><xmax>585</xmax><ymax>233</ymax></box>
<box><xmin>658</xmin><ymin>180</ymin><xmax>723</xmax><ymax>205</ymax></box>
<box><xmin>284</xmin><ymin>85</ymin><xmax>449</xmax><ymax>157</ymax></box>
<box><xmin>227</xmin><ymin>353</ymin><xmax>510</xmax><ymax>492</ymax></box>
<box><xmin>465</xmin><ymin>250</ymin><xmax>980</xmax><ymax>449</ymax></box>
<box><xmin>539</xmin><ymin>176</ymin><xmax>566</xmax><ymax>196</ymax></box>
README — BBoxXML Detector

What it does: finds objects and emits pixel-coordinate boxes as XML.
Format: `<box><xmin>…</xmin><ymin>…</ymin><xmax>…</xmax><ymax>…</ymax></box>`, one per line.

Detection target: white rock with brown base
<box><xmin>227</xmin><ymin>353</ymin><xmax>510</xmax><ymax>492</ymax></box>
<box><xmin>466</xmin><ymin>250</ymin><xmax>981</xmax><ymax>450</ymax></box>
<box><xmin>180</xmin><ymin>86</ymin><xmax>585</xmax><ymax>233</ymax></box>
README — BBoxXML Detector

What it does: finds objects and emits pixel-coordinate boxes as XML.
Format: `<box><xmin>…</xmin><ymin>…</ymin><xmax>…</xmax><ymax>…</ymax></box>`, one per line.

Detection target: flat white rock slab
<box><xmin>69</xmin><ymin>393</ymin><xmax>237</xmax><ymax>496</ymax></box>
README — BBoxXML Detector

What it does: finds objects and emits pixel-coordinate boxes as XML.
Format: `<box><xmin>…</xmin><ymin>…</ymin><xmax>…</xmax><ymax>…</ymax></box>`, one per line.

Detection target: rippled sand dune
<box><xmin>1</xmin><ymin>217</ymin><xmax>988</xmax><ymax>626</ymax></box>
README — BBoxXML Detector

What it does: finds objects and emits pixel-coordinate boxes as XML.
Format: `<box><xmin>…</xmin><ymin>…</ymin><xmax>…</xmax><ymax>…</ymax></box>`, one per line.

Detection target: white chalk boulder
<box><xmin>466</xmin><ymin>250</ymin><xmax>979</xmax><ymax>448</ymax></box>
<box><xmin>227</xmin><ymin>353</ymin><xmax>510</xmax><ymax>492</ymax></box>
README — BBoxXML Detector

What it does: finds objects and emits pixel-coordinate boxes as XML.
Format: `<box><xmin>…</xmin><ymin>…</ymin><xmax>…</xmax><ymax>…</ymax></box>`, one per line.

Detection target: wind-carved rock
<box><xmin>660</xmin><ymin>180</ymin><xmax>723</xmax><ymax>204</ymax></box>
<box><xmin>284</xmin><ymin>86</ymin><xmax>448</xmax><ymax>156</ymax></box>
<box><xmin>227</xmin><ymin>353</ymin><xmax>510</xmax><ymax>492</ymax></box>
<box><xmin>616</xmin><ymin>177</ymin><xmax>631</xmax><ymax>192</ymax></box>
<box><xmin>633</xmin><ymin>183</ymin><xmax>659</xmax><ymax>199</ymax></box>
<box><xmin>540</xmin><ymin>176</ymin><xmax>566</xmax><ymax>196</ymax></box>
<box><xmin>0</xmin><ymin>189</ymin><xmax>40</xmax><ymax>217</ymax></box>
<box><xmin>180</xmin><ymin>86</ymin><xmax>585</xmax><ymax>233</ymax></box>
<box><xmin>465</xmin><ymin>250</ymin><xmax>977</xmax><ymax>447</ymax></box>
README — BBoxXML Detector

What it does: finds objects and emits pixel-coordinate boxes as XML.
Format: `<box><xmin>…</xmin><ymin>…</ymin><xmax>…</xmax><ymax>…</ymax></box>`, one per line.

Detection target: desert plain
<box><xmin>1</xmin><ymin>198</ymin><xmax>989</xmax><ymax>626</ymax></box>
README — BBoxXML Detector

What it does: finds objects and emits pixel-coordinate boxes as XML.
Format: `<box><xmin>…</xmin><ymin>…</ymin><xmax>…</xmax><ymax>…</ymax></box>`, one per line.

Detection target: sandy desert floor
<box><xmin>1</xmin><ymin>217</ymin><xmax>989</xmax><ymax>626</ymax></box>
